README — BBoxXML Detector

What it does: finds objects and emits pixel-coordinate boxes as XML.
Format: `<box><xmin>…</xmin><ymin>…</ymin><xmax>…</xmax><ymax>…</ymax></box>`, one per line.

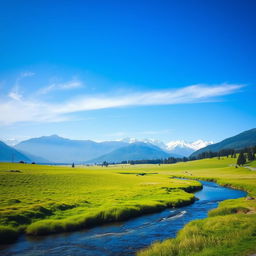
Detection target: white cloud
<box><xmin>7</xmin><ymin>71</ymin><xmax>35</xmax><ymax>101</ymax></box>
<box><xmin>0</xmin><ymin>83</ymin><xmax>244</xmax><ymax>125</ymax></box>
<box><xmin>53</xmin><ymin>83</ymin><xmax>243</xmax><ymax>113</ymax></box>
<box><xmin>60</xmin><ymin>80</ymin><xmax>82</xmax><ymax>89</ymax></box>
<box><xmin>8</xmin><ymin>84</ymin><xmax>22</xmax><ymax>101</ymax></box>
<box><xmin>8</xmin><ymin>91</ymin><xmax>22</xmax><ymax>101</ymax></box>
<box><xmin>37</xmin><ymin>79</ymin><xmax>83</xmax><ymax>95</ymax></box>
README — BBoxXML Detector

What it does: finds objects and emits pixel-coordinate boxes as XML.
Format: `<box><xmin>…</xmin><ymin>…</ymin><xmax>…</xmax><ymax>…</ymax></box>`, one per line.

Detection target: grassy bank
<box><xmin>137</xmin><ymin>158</ymin><xmax>256</xmax><ymax>256</ymax></box>
<box><xmin>0</xmin><ymin>163</ymin><xmax>201</xmax><ymax>243</ymax></box>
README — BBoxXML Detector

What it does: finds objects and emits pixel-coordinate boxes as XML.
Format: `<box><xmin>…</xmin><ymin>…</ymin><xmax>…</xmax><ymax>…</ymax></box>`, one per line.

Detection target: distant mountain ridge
<box><xmin>15</xmin><ymin>135</ymin><xmax>128</xmax><ymax>163</ymax></box>
<box><xmin>88</xmin><ymin>142</ymin><xmax>176</xmax><ymax>163</ymax></box>
<box><xmin>0</xmin><ymin>141</ymin><xmax>31</xmax><ymax>162</ymax></box>
<box><xmin>191</xmin><ymin>128</ymin><xmax>256</xmax><ymax>157</ymax></box>
<box><xmin>2</xmin><ymin>129</ymin><xmax>256</xmax><ymax>163</ymax></box>
<box><xmin>11</xmin><ymin>135</ymin><xmax>213</xmax><ymax>163</ymax></box>
<box><xmin>14</xmin><ymin>136</ymin><xmax>180</xmax><ymax>164</ymax></box>
<box><xmin>119</xmin><ymin>138</ymin><xmax>213</xmax><ymax>157</ymax></box>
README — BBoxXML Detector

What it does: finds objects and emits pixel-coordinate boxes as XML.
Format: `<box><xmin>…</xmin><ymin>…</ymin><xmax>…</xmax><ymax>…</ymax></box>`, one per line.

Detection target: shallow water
<box><xmin>0</xmin><ymin>180</ymin><xmax>246</xmax><ymax>256</ymax></box>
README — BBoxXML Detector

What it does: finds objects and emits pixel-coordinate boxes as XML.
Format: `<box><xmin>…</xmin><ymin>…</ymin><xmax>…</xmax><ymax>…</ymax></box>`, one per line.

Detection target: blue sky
<box><xmin>0</xmin><ymin>0</ymin><xmax>255</xmax><ymax>143</ymax></box>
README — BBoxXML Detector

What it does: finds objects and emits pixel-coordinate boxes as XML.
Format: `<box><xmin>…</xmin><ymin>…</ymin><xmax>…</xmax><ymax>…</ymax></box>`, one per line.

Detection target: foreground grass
<box><xmin>1</xmin><ymin>158</ymin><xmax>255</xmax><ymax>255</ymax></box>
<box><xmin>136</xmin><ymin>158</ymin><xmax>256</xmax><ymax>256</ymax></box>
<box><xmin>0</xmin><ymin>163</ymin><xmax>201</xmax><ymax>243</ymax></box>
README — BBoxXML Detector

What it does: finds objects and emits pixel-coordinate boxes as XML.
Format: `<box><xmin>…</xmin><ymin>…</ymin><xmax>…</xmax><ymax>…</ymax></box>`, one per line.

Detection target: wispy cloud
<box><xmin>7</xmin><ymin>71</ymin><xmax>35</xmax><ymax>101</ymax></box>
<box><xmin>8</xmin><ymin>90</ymin><xmax>22</xmax><ymax>101</ymax></box>
<box><xmin>20</xmin><ymin>71</ymin><xmax>35</xmax><ymax>77</ymax></box>
<box><xmin>37</xmin><ymin>79</ymin><xmax>83</xmax><ymax>95</ymax></box>
<box><xmin>0</xmin><ymin>83</ymin><xmax>244</xmax><ymax>125</ymax></box>
<box><xmin>8</xmin><ymin>85</ymin><xmax>22</xmax><ymax>101</ymax></box>
<box><xmin>53</xmin><ymin>83</ymin><xmax>243</xmax><ymax>113</ymax></box>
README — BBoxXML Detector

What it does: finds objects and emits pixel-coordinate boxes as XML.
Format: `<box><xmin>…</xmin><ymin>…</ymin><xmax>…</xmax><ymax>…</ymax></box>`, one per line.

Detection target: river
<box><xmin>0</xmin><ymin>180</ymin><xmax>246</xmax><ymax>256</ymax></box>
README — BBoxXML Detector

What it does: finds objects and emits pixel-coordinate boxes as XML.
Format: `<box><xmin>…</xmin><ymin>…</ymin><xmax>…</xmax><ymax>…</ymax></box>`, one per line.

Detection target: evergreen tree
<box><xmin>237</xmin><ymin>152</ymin><xmax>246</xmax><ymax>166</ymax></box>
<box><xmin>248</xmin><ymin>151</ymin><xmax>254</xmax><ymax>161</ymax></box>
<box><xmin>102</xmin><ymin>161</ymin><xmax>109</xmax><ymax>167</ymax></box>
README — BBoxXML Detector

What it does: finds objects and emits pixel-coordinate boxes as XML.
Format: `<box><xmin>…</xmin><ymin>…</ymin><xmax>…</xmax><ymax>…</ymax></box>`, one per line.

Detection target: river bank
<box><xmin>0</xmin><ymin>163</ymin><xmax>201</xmax><ymax>244</ymax></box>
<box><xmin>0</xmin><ymin>180</ymin><xmax>246</xmax><ymax>256</ymax></box>
<box><xmin>137</xmin><ymin>158</ymin><xmax>256</xmax><ymax>256</ymax></box>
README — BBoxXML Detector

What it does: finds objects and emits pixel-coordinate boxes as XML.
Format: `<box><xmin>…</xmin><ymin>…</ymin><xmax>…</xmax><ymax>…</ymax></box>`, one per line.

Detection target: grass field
<box><xmin>136</xmin><ymin>158</ymin><xmax>256</xmax><ymax>256</ymax></box>
<box><xmin>0</xmin><ymin>158</ymin><xmax>255</xmax><ymax>256</ymax></box>
<box><xmin>0</xmin><ymin>162</ymin><xmax>201</xmax><ymax>243</ymax></box>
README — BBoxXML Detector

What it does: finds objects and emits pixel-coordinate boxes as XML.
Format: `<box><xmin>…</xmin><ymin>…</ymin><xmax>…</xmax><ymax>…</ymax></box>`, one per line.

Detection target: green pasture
<box><xmin>0</xmin><ymin>162</ymin><xmax>200</xmax><ymax>242</ymax></box>
<box><xmin>136</xmin><ymin>158</ymin><xmax>256</xmax><ymax>256</ymax></box>
<box><xmin>0</xmin><ymin>157</ymin><xmax>255</xmax><ymax>256</ymax></box>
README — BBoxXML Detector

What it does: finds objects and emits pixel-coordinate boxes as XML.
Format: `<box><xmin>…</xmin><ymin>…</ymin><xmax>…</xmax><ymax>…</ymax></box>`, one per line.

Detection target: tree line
<box><xmin>195</xmin><ymin>146</ymin><xmax>256</xmax><ymax>166</ymax></box>
<box><xmin>100</xmin><ymin>146</ymin><xmax>256</xmax><ymax>166</ymax></box>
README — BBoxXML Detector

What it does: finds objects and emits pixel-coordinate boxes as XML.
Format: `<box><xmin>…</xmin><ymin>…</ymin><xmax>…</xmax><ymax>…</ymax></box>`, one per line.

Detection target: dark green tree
<box><xmin>248</xmin><ymin>151</ymin><xmax>254</xmax><ymax>161</ymax></box>
<box><xmin>102</xmin><ymin>161</ymin><xmax>108</xmax><ymax>167</ymax></box>
<box><xmin>237</xmin><ymin>152</ymin><xmax>246</xmax><ymax>166</ymax></box>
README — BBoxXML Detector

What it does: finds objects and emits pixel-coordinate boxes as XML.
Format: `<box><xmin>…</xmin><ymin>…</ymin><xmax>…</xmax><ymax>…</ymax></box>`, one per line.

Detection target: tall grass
<box><xmin>1</xmin><ymin>158</ymin><xmax>256</xmax><ymax>256</ymax></box>
<box><xmin>137</xmin><ymin>158</ymin><xmax>256</xmax><ymax>256</ymax></box>
<box><xmin>26</xmin><ymin>194</ymin><xmax>196</xmax><ymax>236</ymax></box>
<box><xmin>138</xmin><ymin>214</ymin><xmax>256</xmax><ymax>256</ymax></box>
<box><xmin>0</xmin><ymin>163</ymin><xmax>200</xmax><ymax>242</ymax></box>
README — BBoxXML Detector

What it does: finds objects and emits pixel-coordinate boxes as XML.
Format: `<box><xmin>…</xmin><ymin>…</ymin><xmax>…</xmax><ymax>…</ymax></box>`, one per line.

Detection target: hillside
<box><xmin>88</xmin><ymin>142</ymin><xmax>177</xmax><ymax>163</ymax></box>
<box><xmin>15</xmin><ymin>135</ymin><xmax>128</xmax><ymax>163</ymax></box>
<box><xmin>191</xmin><ymin>128</ymin><xmax>256</xmax><ymax>157</ymax></box>
<box><xmin>0</xmin><ymin>141</ymin><xmax>31</xmax><ymax>162</ymax></box>
<box><xmin>120</xmin><ymin>138</ymin><xmax>213</xmax><ymax>157</ymax></box>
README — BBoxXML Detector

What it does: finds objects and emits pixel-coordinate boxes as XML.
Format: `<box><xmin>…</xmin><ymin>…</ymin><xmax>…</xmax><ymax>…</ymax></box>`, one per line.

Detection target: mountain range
<box><xmin>2</xmin><ymin>128</ymin><xmax>255</xmax><ymax>164</ymax></box>
<box><xmin>0</xmin><ymin>141</ymin><xmax>30</xmax><ymax>162</ymax></box>
<box><xmin>14</xmin><ymin>135</ymin><xmax>128</xmax><ymax>163</ymax></box>
<box><xmin>191</xmin><ymin>128</ymin><xmax>256</xmax><ymax>157</ymax></box>
<box><xmin>0</xmin><ymin>135</ymin><xmax>211</xmax><ymax>164</ymax></box>
<box><xmin>89</xmin><ymin>142</ymin><xmax>173</xmax><ymax>163</ymax></box>
<box><xmin>118</xmin><ymin>138</ymin><xmax>213</xmax><ymax>157</ymax></box>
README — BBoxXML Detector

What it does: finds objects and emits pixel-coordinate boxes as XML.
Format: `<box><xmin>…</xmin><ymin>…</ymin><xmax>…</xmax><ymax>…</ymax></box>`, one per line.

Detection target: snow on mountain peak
<box><xmin>190</xmin><ymin>140</ymin><xmax>214</xmax><ymax>150</ymax></box>
<box><xmin>166</xmin><ymin>139</ymin><xmax>213</xmax><ymax>151</ymax></box>
<box><xmin>166</xmin><ymin>140</ymin><xmax>188</xmax><ymax>150</ymax></box>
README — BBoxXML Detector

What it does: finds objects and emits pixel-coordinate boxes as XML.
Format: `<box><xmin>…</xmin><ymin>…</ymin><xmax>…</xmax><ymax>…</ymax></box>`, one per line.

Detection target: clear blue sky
<box><xmin>0</xmin><ymin>0</ymin><xmax>255</xmax><ymax>143</ymax></box>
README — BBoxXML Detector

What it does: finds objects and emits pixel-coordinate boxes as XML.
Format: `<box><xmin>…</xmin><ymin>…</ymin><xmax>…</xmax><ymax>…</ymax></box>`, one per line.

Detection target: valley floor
<box><xmin>0</xmin><ymin>162</ymin><xmax>201</xmax><ymax>243</ymax></box>
<box><xmin>136</xmin><ymin>158</ymin><xmax>256</xmax><ymax>256</ymax></box>
<box><xmin>0</xmin><ymin>158</ymin><xmax>255</xmax><ymax>256</ymax></box>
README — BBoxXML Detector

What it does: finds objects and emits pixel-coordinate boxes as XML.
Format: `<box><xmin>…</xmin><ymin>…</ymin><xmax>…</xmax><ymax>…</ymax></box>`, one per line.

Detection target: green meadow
<box><xmin>136</xmin><ymin>158</ymin><xmax>256</xmax><ymax>256</ymax></box>
<box><xmin>0</xmin><ymin>162</ymin><xmax>201</xmax><ymax>243</ymax></box>
<box><xmin>0</xmin><ymin>158</ymin><xmax>255</xmax><ymax>256</ymax></box>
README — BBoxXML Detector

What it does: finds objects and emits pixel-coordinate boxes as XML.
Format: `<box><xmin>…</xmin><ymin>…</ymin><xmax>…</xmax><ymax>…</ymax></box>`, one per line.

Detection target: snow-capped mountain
<box><xmin>166</xmin><ymin>140</ymin><xmax>213</xmax><ymax>151</ymax></box>
<box><xmin>120</xmin><ymin>137</ymin><xmax>167</xmax><ymax>150</ymax></box>
<box><xmin>166</xmin><ymin>140</ymin><xmax>213</xmax><ymax>156</ymax></box>
<box><xmin>119</xmin><ymin>138</ymin><xmax>213</xmax><ymax>157</ymax></box>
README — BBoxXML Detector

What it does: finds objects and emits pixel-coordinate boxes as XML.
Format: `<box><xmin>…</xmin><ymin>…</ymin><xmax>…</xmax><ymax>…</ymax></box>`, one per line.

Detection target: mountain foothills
<box><xmin>119</xmin><ymin>138</ymin><xmax>213</xmax><ymax>157</ymax></box>
<box><xmin>0</xmin><ymin>128</ymin><xmax>255</xmax><ymax>163</ymax></box>
<box><xmin>0</xmin><ymin>135</ymin><xmax>208</xmax><ymax>164</ymax></box>
<box><xmin>88</xmin><ymin>142</ymin><xmax>174</xmax><ymax>163</ymax></box>
<box><xmin>191</xmin><ymin>128</ymin><xmax>256</xmax><ymax>157</ymax></box>
<box><xmin>0</xmin><ymin>141</ymin><xmax>30</xmax><ymax>162</ymax></box>
<box><xmin>13</xmin><ymin>136</ymin><xmax>182</xmax><ymax>164</ymax></box>
<box><xmin>14</xmin><ymin>135</ymin><xmax>128</xmax><ymax>163</ymax></box>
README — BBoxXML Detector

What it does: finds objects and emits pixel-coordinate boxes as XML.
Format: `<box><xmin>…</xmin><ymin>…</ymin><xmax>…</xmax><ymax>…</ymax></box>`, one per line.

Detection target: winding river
<box><xmin>0</xmin><ymin>180</ymin><xmax>246</xmax><ymax>256</ymax></box>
